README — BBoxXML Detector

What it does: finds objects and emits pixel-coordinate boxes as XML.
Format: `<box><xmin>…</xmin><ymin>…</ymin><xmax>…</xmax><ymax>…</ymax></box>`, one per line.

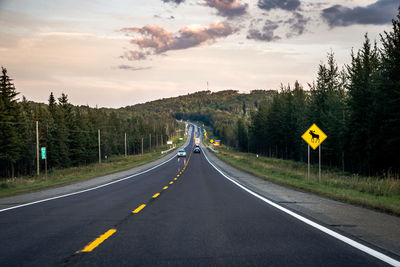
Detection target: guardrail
<box><xmin>161</xmin><ymin>146</ymin><xmax>176</xmax><ymax>154</ymax></box>
<box><xmin>208</xmin><ymin>145</ymin><xmax>218</xmax><ymax>153</ymax></box>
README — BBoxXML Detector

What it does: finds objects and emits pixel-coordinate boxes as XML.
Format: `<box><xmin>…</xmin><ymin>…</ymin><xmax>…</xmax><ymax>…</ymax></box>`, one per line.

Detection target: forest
<box><xmin>0</xmin><ymin>78</ymin><xmax>179</xmax><ymax>178</ymax></box>
<box><xmin>1</xmin><ymin>10</ymin><xmax>399</xmax><ymax>178</ymax></box>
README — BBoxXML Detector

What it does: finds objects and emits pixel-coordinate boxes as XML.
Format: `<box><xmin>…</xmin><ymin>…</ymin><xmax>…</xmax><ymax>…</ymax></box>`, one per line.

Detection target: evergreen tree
<box><xmin>346</xmin><ymin>35</ymin><xmax>379</xmax><ymax>173</ymax></box>
<box><xmin>0</xmin><ymin>67</ymin><xmax>21</xmax><ymax>177</ymax></box>
<box><xmin>378</xmin><ymin>8</ymin><xmax>400</xmax><ymax>173</ymax></box>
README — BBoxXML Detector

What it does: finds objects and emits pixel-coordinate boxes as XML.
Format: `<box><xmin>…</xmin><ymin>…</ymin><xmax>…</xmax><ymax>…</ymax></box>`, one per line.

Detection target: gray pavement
<box><xmin>200</xmin><ymin>141</ymin><xmax>400</xmax><ymax>258</ymax></box>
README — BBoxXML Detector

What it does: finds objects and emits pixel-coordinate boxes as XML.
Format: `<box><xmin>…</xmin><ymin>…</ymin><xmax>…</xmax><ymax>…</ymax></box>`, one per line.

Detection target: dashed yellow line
<box><xmin>152</xmin><ymin>193</ymin><xmax>160</xmax><ymax>199</ymax></box>
<box><xmin>163</xmin><ymin>186</ymin><xmax>168</xmax><ymax>190</ymax></box>
<box><xmin>169</xmin><ymin>181</ymin><xmax>174</xmax><ymax>185</ymax></box>
<box><xmin>78</xmin><ymin>229</ymin><xmax>117</xmax><ymax>253</ymax></box>
<box><xmin>132</xmin><ymin>204</ymin><xmax>146</xmax><ymax>214</ymax></box>
<box><xmin>174</xmin><ymin>178</ymin><xmax>177</xmax><ymax>180</ymax></box>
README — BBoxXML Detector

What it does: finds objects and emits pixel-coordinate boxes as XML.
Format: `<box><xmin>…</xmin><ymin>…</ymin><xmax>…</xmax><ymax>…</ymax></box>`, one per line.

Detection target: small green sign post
<box><xmin>41</xmin><ymin>147</ymin><xmax>46</xmax><ymax>159</ymax></box>
<box><xmin>41</xmin><ymin>147</ymin><xmax>47</xmax><ymax>179</ymax></box>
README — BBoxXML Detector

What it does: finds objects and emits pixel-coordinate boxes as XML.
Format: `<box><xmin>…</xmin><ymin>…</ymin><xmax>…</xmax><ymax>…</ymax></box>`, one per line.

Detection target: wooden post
<box><xmin>124</xmin><ymin>132</ymin><xmax>127</xmax><ymax>157</ymax></box>
<box><xmin>36</xmin><ymin>121</ymin><xmax>39</xmax><ymax>176</ymax></box>
<box><xmin>98</xmin><ymin>129</ymin><xmax>101</xmax><ymax>164</ymax></box>
<box><xmin>45</xmin><ymin>154</ymin><xmax>48</xmax><ymax>179</ymax></box>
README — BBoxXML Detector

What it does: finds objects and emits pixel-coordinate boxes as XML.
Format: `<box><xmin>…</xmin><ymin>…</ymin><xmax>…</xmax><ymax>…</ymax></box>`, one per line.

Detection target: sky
<box><xmin>0</xmin><ymin>0</ymin><xmax>398</xmax><ymax>108</ymax></box>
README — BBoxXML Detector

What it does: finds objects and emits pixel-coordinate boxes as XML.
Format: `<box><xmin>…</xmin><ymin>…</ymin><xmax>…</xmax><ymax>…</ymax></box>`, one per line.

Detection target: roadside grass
<box><xmin>214</xmin><ymin>145</ymin><xmax>400</xmax><ymax>216</ymax></box>
<box><xmin>0</xmin><ymin>136</ymin><xmax>185</xmax><ymax>199</ymax></box>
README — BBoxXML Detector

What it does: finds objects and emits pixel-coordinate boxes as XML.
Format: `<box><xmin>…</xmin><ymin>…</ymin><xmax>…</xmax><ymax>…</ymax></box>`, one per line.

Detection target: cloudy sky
<box><xmin>0</xmin><ymin>0</ymin><xmax>398</xmax><ymax>107</ymax></box>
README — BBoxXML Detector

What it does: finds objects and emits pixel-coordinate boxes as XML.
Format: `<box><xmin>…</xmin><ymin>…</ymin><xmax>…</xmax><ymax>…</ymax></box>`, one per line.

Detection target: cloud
<box><xmin>247</xmin><ymin>20</ymin><xmax>280</xmax><ymax>42</ymax></box>
<box><xmin>203</xmin><ymin>0</ymin><xmax>248</xmax><ymax>18</ymax></box>
<box><xmin>285</xmin><ymin>12</ymin><xmax>309</xmax><ymax>38</ymax></box>
<box><xmin>120</xmin><ymin>50</ymin><xmax>148</xmax><ymax>60</ymax></box>
<box><xmin>257</xmin><ymin>0</ymin><xmax>301</xmax><ymax>11</ymax></box>
<box><xmin>321</xmin><ymin>0</ymin><xmax>398</xmax><ymax>27</ymax></box>
<box><xmin>120</xmin><ymin>22</ymin><xmax>238</xmax><ymax>59</ymax></box>
<box><xmin>162</xmin><ymin>0</ymin><xmax>185</xmax><ymax>4</ymax></box>
<box><xmin>116</xmin><ymin>65</ymin><xmax>151</xmax><ymax>71</ymax></box>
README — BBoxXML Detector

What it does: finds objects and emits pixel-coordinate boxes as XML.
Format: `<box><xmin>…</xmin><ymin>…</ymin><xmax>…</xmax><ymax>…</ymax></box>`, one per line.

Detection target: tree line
<box><xmin>0</xmin><ymin>72</ymin><xmax>179</xmax><ymax>178</ymax></box>
<box><xmin>240</xmin><ymin>10</ymin><xmax>400</xmax><ymax>176</ymax></box>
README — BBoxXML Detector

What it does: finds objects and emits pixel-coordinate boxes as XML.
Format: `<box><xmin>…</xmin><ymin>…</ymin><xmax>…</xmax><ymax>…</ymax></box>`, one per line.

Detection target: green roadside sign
<box><xmin>41</xmin><ymin>147</ymin><xmax>46</xmax><ymax>159</ymax></box>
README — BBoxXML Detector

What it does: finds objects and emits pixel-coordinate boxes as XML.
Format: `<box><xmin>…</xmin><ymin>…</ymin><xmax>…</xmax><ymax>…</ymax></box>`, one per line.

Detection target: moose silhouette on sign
<box><xmin>309</xmin><ymin>130</ymin><xmax>320</xmax><ymax>143</ymax></box>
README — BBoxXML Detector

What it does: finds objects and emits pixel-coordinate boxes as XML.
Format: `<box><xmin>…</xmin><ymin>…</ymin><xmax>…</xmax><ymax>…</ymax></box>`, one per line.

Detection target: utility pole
<box><xmin>141</xmin><ymin>137</ymin><xmax>144</xmax><ymax>155</ymax></box>
<box><xmin>98</xmin><ymin>129</ymin><xmax>101</xmax><ymax>164</ymax></box>
<box><xmin>149</xmin><ymin>133</ymin><xmax>151</xmax><ymax>150</ymax></box>
<box><xmin>124</xmin><ymin>132</ymin><xmax>127</xmax><ymax>157</ymax></box>
<box><xmin>36</xmin><ymin>121</ymin><xmax>39</xmax><ymax>176</ymax></box>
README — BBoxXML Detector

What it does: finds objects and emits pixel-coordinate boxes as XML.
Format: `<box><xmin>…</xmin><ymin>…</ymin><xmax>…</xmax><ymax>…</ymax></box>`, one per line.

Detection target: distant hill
<box><xmin>124</xmin><ymin>90</ymin><xmax>275</xmax><ymax>145</ymax></box>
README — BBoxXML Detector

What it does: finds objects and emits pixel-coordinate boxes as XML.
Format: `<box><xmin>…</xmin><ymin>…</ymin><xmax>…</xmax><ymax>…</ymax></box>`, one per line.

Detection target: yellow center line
<box><xmin>132</xmin><ymin>204</ymin><xmax>146</xmax><ymax>214</ymax></box>
<box><xmin>152</xmin><ymin>193</ymin><xmax>160</xmax><ymax>198</ymax></box>
<box><xmin>177</xmin><ymin>174</ymin><xmax>180</xmax><ymax>177</ymax></box>
<box><xmin>174</xmin><ymin>178</ymin><xmax>177</xmax><ymax>180</ymax></box>
<box><xmin>78</xmin><ymin>229</ymin><xmax>117</xmax><ymax>253</ymax></box>
<box><xmin>163</xmin><ymin>186</ymin><xmax>168</xmax><ymax>190</ymax></box>
<box><xmin>169</xmin><ymin>181</ymin><xmax>174</xmax><ymax>184</ymax></box>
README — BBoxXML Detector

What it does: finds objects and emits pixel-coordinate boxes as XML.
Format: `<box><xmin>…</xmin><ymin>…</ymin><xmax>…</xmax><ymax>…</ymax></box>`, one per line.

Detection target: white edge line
<box><xmin>0</xmin><ymin>142</ymin><xmax>189</xmax><ymax>214</ymax></box>
<box><xmin>202</xmin><ymin>151</ymin><xmax>400</xmax><ymax>267</ymax></box>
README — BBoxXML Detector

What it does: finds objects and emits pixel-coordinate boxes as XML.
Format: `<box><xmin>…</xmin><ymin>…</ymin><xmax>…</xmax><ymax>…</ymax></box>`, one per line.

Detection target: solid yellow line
<box><xmin>163</xmin><ymin>186</ymin><xmax>168</xmax><ymax>190</ymax></box>
<box><xmin>132</xmin><ymin>204</ymin><xmax>146</xmax><ymax>213</ymax></box>
<box><xmin>79</xmin><ymin>229</ymin><xmax>117</xmax><ymax>253</ymax></box>
<box><xmin>153</xmin><ymin>193</ymin><xmax>160</xmax><ymax>198</ymax></box>
<box><xmin>169</xmin><ymin>181</ymin><xmax>174</xmax><ymax>184</ymax></box>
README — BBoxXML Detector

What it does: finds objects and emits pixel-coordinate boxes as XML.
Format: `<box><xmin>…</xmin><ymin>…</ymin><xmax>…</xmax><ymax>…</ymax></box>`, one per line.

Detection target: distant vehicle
<box><xmin>177</xmin><ymin>150</ymin><xmax>186</xmax><ymax>157</ymax></box>
<box><xmin>194</xmin><ymin>147</ymin><xmax>200</xmax><ymax>153</ymax></box>
<box><xmin>195</xmin><ymin>144</ymin><xmax>199</xmax><ymax>147</ymax></box>
<box><xmin>195</xmin><ymin>137</ymin><xmax>200</xmax><ymax>146</ymax></box>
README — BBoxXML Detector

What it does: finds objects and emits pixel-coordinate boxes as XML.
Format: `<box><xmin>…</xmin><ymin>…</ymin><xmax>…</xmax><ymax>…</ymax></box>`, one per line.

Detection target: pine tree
<box><xmin>0</xmin><ymin>67</ymin><xmax>21</xmax><ymax>177</ymax></box>
<box><xmin>378</xmin><ymin>7</ymin><xmax>400</xmax><ymax>173</ymax></box>
<box><xmin>346</xmin><ymin>35</ymin><xmax>379</xmax><ymax>173</ymax></box>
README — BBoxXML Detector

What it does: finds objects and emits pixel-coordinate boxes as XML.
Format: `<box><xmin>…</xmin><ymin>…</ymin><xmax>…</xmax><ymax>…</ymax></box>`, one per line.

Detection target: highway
<box><xmin>0</xmin><ymin>125</ymin><xmax>397</xmax><ymax>266</ymax></box>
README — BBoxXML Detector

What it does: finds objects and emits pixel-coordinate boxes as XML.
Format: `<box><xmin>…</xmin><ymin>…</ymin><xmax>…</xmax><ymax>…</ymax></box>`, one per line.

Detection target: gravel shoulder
<box><xmin>201</xmin><ymin>143</ymin><xmax>400</xmax><ymax>258</ymax></box>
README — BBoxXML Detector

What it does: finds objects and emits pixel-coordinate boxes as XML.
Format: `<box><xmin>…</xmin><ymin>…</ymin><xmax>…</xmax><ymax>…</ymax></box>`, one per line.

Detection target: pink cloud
<box><xmin>120</xmin><ymin>21</ymin><xmax>238</xmax><ymax>59</ymax></box>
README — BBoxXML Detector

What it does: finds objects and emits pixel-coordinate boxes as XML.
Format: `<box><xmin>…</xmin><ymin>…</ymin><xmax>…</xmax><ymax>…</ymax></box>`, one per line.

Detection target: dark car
<box><xmin>194</xmin><ymin>147</ymin><xmax>200</xmax><ymax>153</ymax></box>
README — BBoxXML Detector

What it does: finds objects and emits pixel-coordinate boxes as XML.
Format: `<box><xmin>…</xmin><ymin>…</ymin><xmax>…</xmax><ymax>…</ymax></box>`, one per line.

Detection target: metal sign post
<box><xmin>41</xmin><ymin>147</ymin><xmax>47</xmax><ymax>179</ymax></box>
<box><xmin>301</xmin><ymin>123</ymin><xmax>327</xmax><ymax>183</ymax></box>
<box><xmin>318</xmin><ymin>150</ymin><xmax>321</xmax><ymax>181</ymax></box>
<box><xmin>308</xmin><ymin>144</ymin><xmax>310</xmax><ymax>183</ymax></box>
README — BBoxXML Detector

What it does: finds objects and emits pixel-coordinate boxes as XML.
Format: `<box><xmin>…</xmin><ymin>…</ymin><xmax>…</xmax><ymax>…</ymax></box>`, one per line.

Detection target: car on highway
<box><xmin>194</xmin><ymin>147</ymin><xmax>200</xmax><ymax>153</ymax></box>
<box><xmin>177</xmin><ymin>149</ymin><xmax>186</xmax><ymax>157</ymax></box>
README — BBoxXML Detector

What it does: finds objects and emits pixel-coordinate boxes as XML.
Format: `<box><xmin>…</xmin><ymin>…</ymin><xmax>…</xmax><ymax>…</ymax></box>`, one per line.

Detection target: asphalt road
<box><xmin>0</xmin><ymin>126</ymin><xmax>395</xmax><ymax>266</ymax></box>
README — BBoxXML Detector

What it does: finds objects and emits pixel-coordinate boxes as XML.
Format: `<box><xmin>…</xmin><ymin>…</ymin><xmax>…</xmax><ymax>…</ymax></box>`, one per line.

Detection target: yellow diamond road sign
<box><xmin>301</xmin><ymin>123</ymin><xmax>327</xmax><ymax>150</ymax></box>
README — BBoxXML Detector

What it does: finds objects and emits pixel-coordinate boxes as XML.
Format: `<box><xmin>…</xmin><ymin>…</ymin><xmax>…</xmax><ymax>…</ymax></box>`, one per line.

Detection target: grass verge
<box><xmin>0</xmin><ymin>136</ymin><xmax>185</xmax><ymax>199</ymax></box>
<box><xmin>212</xmin><ymin>145</ymin><xmax>400</xmax><ymax>216</ymax></box>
